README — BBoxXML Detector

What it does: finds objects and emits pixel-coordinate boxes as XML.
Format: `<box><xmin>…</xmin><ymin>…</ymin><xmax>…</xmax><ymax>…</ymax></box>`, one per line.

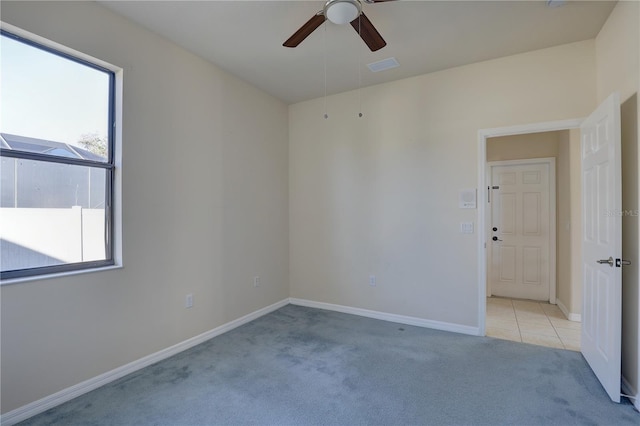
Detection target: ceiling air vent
<box><xmin>367</xmin><ymin>57</ymin><xmax>400</xmax><ymax>73</ymax></box>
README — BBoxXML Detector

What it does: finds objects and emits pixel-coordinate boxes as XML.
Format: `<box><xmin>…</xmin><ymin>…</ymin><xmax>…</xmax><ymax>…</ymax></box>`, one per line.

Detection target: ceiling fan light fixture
<box><xmin>324</xmin><ymin>0</ymin><xmax>362</xmax><ymax>25</ymax></box>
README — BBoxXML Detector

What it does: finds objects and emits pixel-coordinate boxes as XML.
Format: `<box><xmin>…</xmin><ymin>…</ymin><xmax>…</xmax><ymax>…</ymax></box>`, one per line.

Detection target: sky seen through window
<box><xmin>0</xmin><ymin>34</ymin><xmax>110</xmax><ymax>148</ymax></box>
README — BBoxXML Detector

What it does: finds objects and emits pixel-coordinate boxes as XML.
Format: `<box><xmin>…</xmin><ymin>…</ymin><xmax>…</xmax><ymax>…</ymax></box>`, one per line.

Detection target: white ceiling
<box><xmin>99</xmin><ymin>0</ymin><xmax>616</xmax><ymax>104</ymax></box>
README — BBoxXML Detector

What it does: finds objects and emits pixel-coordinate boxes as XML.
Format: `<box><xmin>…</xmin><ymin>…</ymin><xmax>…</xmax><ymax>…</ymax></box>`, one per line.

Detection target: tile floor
<box><xmin>486</xmin><ymin>297</ymin><xmax>581</xmax><ymax>351</ymax></box>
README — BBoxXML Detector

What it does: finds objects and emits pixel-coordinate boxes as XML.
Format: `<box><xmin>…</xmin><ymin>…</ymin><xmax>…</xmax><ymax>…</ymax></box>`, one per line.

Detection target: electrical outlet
<box><xmin>185</xmin><ymin>293</ymin><xmax>193</xmax><ymax>308</ymax></box>
<box><xmin>253</xmin><ymin>276</ymin><xmax>260</xmax><ymax>288</ymax></box>
<box><xmin>369</xmin><ymin>275</ymin><xmax>376</xmax><ymax>286</ymax></box>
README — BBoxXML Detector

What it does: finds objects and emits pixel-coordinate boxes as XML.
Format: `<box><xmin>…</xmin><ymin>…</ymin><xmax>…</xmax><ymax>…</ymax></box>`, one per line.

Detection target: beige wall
<box><xmin>290</xmin><ymin>40</ymin><xmax>597</xmax><ymax>327</ymax></box>
<box><xmin>556</xmin><ymin>130</ymin><xmax>583</xmax><ymax>318</ymax></box>
<box><xmin>556</xmin><ymin>132</ymin><xmax>571</xmax><ymax>313</ymax></box>
<box><xmin>482</xmin><ymin>130</ymin><xmax>579</xmax><ymax>318</ymax></box>
<box><xmin>486</xmin><ymin>131</ymin><xmax>559</xmax><ymax>161</ymax></box>
<box><xmin>0</xmin><ymin>1</ymin><xmax>289</xmax><ymax>413</ymax></box>
<box><xmin>596</xmin><ymin>1</ymin><xmax>639</xmax><ymax>104</ymax></box>
<box><xmin>567</xmin><ymin>129</ymin><xmax>583</xmax><ymax>318</ymax></box>
<box><xmin>595</xmin><ymin>0</ymin><xmax>640</xmax><ymax>405</ymax></box>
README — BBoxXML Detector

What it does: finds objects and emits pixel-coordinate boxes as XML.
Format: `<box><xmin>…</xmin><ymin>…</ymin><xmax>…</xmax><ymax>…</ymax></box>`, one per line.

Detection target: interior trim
<box><xmin>289</xmin><ymin>298</ymin><xmax>480</xmax><ymax>336</ymax></box>
<box><xmin>556</xmin><ymin>298</ymin><xmax>582</xmax><ymax>322</ymax></box>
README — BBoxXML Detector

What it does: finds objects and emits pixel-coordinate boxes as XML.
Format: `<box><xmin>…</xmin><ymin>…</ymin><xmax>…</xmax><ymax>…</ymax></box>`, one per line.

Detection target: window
<box><xmin>0</xmin><ymin>29</ymin><xmax>116</xmax><ymax>280</ymax></box>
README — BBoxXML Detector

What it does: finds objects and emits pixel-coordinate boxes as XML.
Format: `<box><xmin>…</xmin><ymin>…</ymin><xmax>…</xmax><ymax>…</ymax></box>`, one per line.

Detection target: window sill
<box><xmin>0</xmin><ymin>264</ymin><xmax>123</xmax><ymax>286</ymax></box>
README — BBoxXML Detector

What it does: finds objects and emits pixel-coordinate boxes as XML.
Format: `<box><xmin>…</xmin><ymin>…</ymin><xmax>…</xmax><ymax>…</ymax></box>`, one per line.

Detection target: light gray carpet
<box><xmin>19</xmin><ymin>305</ymin><xmax>639</xmax><ymax>425</ymax></box>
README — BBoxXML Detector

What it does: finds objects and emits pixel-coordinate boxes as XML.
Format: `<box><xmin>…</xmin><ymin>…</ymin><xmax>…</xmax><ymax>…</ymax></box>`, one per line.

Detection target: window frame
<box><xmin>0</xmin><ymin>29</ymin><xmax>117</xmax><ymax>281</ymax></box>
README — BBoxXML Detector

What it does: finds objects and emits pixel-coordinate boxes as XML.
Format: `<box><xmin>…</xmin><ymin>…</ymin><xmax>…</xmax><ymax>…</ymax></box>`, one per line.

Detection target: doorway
<box><xmin>485</xmin><ymin>133</ymin><xmax>579</xmax><ymax>351</ymax></box>
<box><xmin>476</xmin><ymin>119</ymin><xmax>584</xmax><ymax>351</ymax></box>
<box><xmin>478</xmin><ymin>94</ymin><xmax>628</xmax><ymax>404</ymax></box>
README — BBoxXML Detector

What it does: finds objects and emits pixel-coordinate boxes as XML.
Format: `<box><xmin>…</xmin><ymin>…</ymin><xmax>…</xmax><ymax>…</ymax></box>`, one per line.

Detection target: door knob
<box><xmin>492</xmin><ymin>236</ymin><xmax>502</xmax><ymax>242</ymax></box>
<box><xmin>597</xmin><ymin>257</ymin><xmax>614</xmax><ymax>267</ymax></box>
<box><xmin>616</xmin><ymin>258</ymin><xmax>631</xmax><ymax>267</ymax></box>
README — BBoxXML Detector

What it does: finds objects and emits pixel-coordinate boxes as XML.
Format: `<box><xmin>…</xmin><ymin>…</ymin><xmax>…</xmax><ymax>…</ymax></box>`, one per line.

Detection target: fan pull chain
<box><xmin>323</xmin><ymin>20</ymin><xmax>328</xmax><ymax>119</ymax></box>
<box><xmin>358</xmin><ymin>14</ymin><xmax>363</xmax><ymax>118</ymax></box>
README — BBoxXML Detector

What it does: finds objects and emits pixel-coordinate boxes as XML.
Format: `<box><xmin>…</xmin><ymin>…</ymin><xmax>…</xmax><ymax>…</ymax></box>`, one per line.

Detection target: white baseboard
<box><xmin>556</xmin><ymin>299</ymin><xmax>581</xmax><ymax>322</ymax></box>
<box><xmin>289</xmin><ymin>298</ymin><xmax>480</xmax><ymax>336</ymax></box>
<box><xmin>621</xmin><ymin>375</ymin><xmax>640</xmax><ymax>411</ymax></box>
<box><xmin>0</xmin><ymin>298</ymin><xmax>289</xmax><ymax>426</ymax></box>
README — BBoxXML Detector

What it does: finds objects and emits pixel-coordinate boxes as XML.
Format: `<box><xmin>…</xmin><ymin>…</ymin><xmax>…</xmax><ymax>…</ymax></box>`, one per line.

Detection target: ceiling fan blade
<box><xmin>283</xmin><ymin>13</ymin><xmax>326</xmax><ymax>48</ymax></box>
<box><xmin>350</xmin><ymin>12</ymin><xmax>386</xmax><ymax>52</ymax></box>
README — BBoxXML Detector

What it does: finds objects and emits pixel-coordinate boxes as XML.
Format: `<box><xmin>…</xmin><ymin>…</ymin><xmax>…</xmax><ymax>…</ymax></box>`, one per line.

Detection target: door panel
<box><xmin>499</xmin><ymin>245</ymin><xmax>516</xmax><ymax>282</ymax></box>
<box><xmin>523</xmin><ymin>192</ymin><xmax>541</xmax><ymax>235</ymax></box>
<box><xmin>523</xmin><ymin>246</ymin><xmax>541</xmax><ymax>284</ymax></box>
<box><xmin>490</xmin><ymin>161</ymin><xmax>552</xmax><ymax>301</ymax></box>
<box><xmin>580</xmin><ymin>92</ymin><xmax>621</xmax><ymax>403</ymax></box>
<box><xmin>501</xmin><ymin>193</ymin><xmax>516</xmax><ymax>234</ymax></box>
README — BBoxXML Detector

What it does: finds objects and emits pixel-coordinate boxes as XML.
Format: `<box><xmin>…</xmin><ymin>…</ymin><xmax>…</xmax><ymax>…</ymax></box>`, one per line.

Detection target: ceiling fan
<box><xmin>283</xmin><ymin>0</ymin><xmax>397</xmax><ymax>52</ymax></box>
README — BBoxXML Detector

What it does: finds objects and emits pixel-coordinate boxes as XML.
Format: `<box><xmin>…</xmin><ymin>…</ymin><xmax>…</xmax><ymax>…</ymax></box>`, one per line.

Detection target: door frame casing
<box><xmin>477</xmin><ymin>118</ymin><xmax>583</xmax><ymax>336</ymax></box>
<box><xmin>486</xmin><ymin>158</ymin><xmax>557</xmax><ymax>303</ymax></box>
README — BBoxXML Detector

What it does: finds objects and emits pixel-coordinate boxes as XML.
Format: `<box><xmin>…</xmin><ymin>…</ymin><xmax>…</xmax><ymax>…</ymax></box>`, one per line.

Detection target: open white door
<box><xmin>581</xmin><ymin>92</ymin><xmax>622</xmax><ymax>403</ymax></box>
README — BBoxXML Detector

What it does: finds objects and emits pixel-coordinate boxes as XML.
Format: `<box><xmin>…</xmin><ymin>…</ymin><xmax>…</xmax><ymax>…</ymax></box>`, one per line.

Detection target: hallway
<box><xmin>486</xmin><ymin>297</ymin><xmax>581</xmax><ymax>351</ymax></box>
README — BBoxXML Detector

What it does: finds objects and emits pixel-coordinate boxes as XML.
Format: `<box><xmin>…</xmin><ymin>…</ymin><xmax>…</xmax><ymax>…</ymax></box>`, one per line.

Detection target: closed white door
<box><xmin>489</xmin><ymin>160</ymin><xmax>553</xmax><ymax>301</ymax></box>
<box><xmin>581</xmin><ymin>92</ymin><xmax>622</xmax><ymax>403</ymax></box>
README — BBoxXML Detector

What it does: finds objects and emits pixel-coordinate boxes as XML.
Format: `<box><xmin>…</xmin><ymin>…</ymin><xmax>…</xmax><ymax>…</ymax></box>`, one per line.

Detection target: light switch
<box><xmin>460</xmin><ymin>222</ymin><xmax>474</xmax><ymax>234</ymax></box>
